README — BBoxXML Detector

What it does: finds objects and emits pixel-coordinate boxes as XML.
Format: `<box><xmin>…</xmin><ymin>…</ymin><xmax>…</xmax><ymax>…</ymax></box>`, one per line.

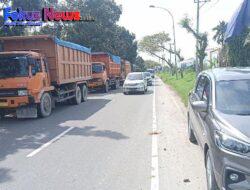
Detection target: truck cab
<box><xmin>88</xmin><ymin>62</ymin><xmax>109</xmax><ymax>92</ymax></box>
<box><xmin>0</xmin><ymin>51</ymin><xmax>53</xmax><ymax>118</ymax></box>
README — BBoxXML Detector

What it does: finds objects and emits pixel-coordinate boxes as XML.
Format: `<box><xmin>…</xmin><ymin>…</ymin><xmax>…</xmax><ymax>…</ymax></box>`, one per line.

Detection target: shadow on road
<box><xmin>89</xmin><ymin>88</ymin><xmax>123</xmax><ymax>97</ymax></box>
<box><xmin>63</xmin><ymin>126</ymin><xmax>129</xmax><ymax>140</ymax></box>
<box><xmin>0</xmin><ymin>97</ymin><xmax>129</xmax><ymax>183</ymax></box>
<box><xmin>0</xmin><ymin>168</ymin><xmax>12</xmax><ymax>183</ymax></box>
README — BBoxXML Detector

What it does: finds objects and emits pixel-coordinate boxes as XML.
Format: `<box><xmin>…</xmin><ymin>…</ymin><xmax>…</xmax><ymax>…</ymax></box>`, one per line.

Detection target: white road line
<box><xmin>151</xmin><ymin>79</ymin><xmax>159</xmax><ymax>190</ymax></box>
<box><xmin>26</xmin><ymin>127</ymin><xmax>75</xmax><ymax>158</ymax></box>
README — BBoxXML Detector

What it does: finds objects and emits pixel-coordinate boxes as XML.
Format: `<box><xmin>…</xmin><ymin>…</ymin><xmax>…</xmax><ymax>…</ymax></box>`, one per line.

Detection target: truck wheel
<box><xmin>38</xmin><ymin>93</ymin><xmax>52</xmax><ymax>118</ymax></box>
<box><xmin>103</xmin><ymin>82</ymin><xmax>109</xmax><ymax>93</ymax></box>
<box><xmin>73</xmin><ymin>86</ymin><xmax>82</xmax><ymax>105</ymax></box>
<box><xmin>81</xmin><ymin>85</ymin><xmax>88</xmax><ymax>102</ymax></box>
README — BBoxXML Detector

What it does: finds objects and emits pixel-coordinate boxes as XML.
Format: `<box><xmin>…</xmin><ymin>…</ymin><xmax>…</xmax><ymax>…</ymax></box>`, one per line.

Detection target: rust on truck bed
<box><xmin>0</xmin><ymin>35</ymin><xmax>92</xmax><ymax>85</ymax></box>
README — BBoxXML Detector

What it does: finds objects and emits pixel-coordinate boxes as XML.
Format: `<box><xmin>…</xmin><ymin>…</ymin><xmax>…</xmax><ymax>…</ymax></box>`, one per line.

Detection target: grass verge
<box><xmin>158</xmin><ymin>70</ymin><xmax>196</xmax><ymax>106</ymax></box>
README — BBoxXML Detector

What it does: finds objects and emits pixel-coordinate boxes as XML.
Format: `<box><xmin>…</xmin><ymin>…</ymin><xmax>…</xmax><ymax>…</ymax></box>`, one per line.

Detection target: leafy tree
<box><xmin>37</xmin><ymin>0</ymin><xmax>137</xmax><ymax>63</ymax></box>
<box><xmin>0</xmin><ymin>0</ymin><xmax>43</xmax><ymax>36</ymax></box>
<box><xmin>144</xmin><ymin>60</ymin><xmax>161</xmax><ymax>69</ymax></box>
<box><xmin>139</xmin><ymin>32</ymin><xmax>172</xmax><ymax>68</ymax></box>
<box><xmin>134</xmin><ymin>56</ymin><xmax>146</xmax><ymax>71</ymax></box>
<box><xmin>139</xmin><ymin>32</ymin><xmax>184</xmax><ymax>69</ymax></box>
<box><xmin>227</xmin><ymin>30</ymin><xmax>250</xmax><ymax>66</ymax></box>
<box><xmin>212</xmin><ymin>21</ymin><xmax>227</xmax><ymax>46</ymax></box>
<box><xmin>180</xmin><ymin>16</ymin><xmax>208</xmax><ymax>73</ymax></box>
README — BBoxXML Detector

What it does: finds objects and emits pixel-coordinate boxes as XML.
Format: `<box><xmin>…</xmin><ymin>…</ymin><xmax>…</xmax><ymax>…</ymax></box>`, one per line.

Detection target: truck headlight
<box><xmin>18</xmin><ymin>90</ymin><xmax>28</xmax><ymax>96</ymax></box>
<box><xmin>215</xmin><ymin>131</ymin><xmax>250</xmax><ymax>156</ymax></box>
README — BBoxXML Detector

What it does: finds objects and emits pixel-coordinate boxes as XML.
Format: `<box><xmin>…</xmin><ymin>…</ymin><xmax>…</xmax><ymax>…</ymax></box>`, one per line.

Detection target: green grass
<box><xmin>158</xmin><ymin>70</ymin><xmax>196</xmax><ymax>106</ymax></box>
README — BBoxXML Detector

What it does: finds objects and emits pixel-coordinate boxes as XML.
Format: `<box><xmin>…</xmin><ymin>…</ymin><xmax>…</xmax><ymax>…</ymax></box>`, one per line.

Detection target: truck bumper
<box><xmin>0</xmin><ymin>96</ymin><xmax>37</xmax><ymax>118</ymax></box>
<box><xmin>88</xmin><ymin>82</ymin><xmax>104</xmax><ymax>89</ymax></box>
<box><xmin>0</xmin><ymin>96</ymin><xmax>31</xmax><ymax>108</ymax></box>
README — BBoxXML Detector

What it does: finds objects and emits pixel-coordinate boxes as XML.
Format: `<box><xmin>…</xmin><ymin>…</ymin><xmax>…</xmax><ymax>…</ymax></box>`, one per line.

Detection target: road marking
<box><xmin>26</xmin><ymin>127</ymin><xmax>75</xmax><ymax>158</ymax></box>
<box><xmin>151</xmin><ymin>78</ymin><xmax>159</xmax><ymax>190</ymax></box>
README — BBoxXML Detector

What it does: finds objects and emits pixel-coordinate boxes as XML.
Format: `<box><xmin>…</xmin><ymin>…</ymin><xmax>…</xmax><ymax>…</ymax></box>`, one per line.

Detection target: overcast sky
<box><xmin>115</xmin><ymin>0</ymin><xmax>243</xmax><ymax>61</ymax></box>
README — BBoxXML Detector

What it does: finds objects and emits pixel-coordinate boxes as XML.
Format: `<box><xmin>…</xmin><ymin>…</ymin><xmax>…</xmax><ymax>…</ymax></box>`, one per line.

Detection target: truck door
<box><xmin>41</xmin><ymin>58</ymin><xmax>50</xmax><ymax>87</ymax></box>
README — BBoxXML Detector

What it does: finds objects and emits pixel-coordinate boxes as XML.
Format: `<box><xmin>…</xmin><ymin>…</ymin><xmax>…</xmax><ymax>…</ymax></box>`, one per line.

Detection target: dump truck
<box><xmin>88</xmin><ymin>52</ymin><xmax>122</xmax><ymax>92</ymax></box>
<box><xmin>0</xmin><ymin>35</ymin><xmax>92</xmax><ymax>118</ymax></box>
<box><xmin>121</xmin><ymin>59</ymin><xmax>132</xmax><ymax>83</ymax></box>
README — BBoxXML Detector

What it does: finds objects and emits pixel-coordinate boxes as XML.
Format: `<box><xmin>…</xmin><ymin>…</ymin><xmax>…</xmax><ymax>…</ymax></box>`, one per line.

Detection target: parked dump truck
<box><xmin>121</xmin><ymin>59</ymin><xmax>132</xmax><ymax>83</ymax></box>
<box><xmin>88</xmin><ymin>52</ymin><xmax>122</xmax><ymax>92</ymax></box>
<box><xmin>0</xmin><ymin>35</ymin><xmax>92</xmax><ymax>118</ymax></box>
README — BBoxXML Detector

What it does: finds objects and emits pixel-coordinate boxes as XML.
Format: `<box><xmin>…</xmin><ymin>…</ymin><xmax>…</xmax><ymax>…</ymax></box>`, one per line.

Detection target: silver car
<box><xmin>188</xmin><ymin>68</ymin><xmax>250</xmax><ymax>190</ymax></box>
<box><xmin>123</xmin><ymin>72</ymin><xmax>147</xmax><ymax>94</ymax></box>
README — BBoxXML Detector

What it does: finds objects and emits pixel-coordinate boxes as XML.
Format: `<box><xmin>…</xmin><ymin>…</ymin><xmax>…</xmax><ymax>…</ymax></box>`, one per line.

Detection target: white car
<box><xmin>123</xmin><ymin>72</ymin><xmax>148</xmax><ymax>94</ymax></box>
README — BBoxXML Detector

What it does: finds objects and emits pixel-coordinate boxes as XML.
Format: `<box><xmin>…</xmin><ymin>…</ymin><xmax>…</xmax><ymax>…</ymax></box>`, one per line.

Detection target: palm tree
<box><xmin>212</xmin><ymin>21</ymin><xmax>227</xmax><ymax>46</ymax></box>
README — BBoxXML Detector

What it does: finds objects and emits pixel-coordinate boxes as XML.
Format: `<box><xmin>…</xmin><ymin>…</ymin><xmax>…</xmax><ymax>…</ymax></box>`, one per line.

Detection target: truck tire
<box><xmin>38</xmin><ymin>93</ymin><xmax>52</xmax><ymax>118</ymax></box>
<box><xmin>73</xmin><ymin>86</ymin><xmax>82</xmax><ymax>105</ymax></box>
<box><xmin>103</xmin><ymin>82</ymin><xmax>109</xmax><ymax>93</ymax></box>
<box><xmin>81</xmin><ymin>85</ymin><xmax>88</xmax><ymax>102</ymax></box>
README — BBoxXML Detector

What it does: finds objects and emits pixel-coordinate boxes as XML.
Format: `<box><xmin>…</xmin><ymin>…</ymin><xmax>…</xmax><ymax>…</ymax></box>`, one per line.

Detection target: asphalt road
<box><xmin>0</xmin><ymin>78</ymin><xmax>206</xmax><ymax>190</ymax></box>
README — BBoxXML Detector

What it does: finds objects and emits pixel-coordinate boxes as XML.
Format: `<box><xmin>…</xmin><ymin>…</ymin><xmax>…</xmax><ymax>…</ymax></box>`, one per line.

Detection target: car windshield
<box><xmin>216</xmin><ymin>80</ymin><xmax>250</xmax><ymax>115</ymax></box>
<box><xmin>92</xmin><ymin>63</ymin><xmax>103</xmax><ymax>73</ymax></box>
<box><xmin>127</xmin><ymin>73</ymin><xmax>143</xmax><ymax>80</ymax></box>
<box><xmin>0</xmin><ymin>54</ymin><xmax>29</xmax><ymax>78</ymax></box>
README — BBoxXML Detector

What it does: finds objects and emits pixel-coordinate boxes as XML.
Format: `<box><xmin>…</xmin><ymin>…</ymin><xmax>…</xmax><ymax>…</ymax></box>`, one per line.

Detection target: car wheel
<box><xmin>81</xmin><ymin>85</ymin><xmax>88</xmax><ymax>102</ymax></box>
<box><xmin>38</xmin><ymin>93</ymin><xmax>52</xmax><ymax>118</ymax></box>
<box><xmin>73</xmin><ymin>86</ymin><xmax>82</xmax><ymax>105</ymax></box>
<box><xmin>188</xmin><ymin>116</ymin><xmax>197</xmax><ymax>143</ymax></box>
<box><xmin>123</xmin><ymin>92</ymin><xmax>128</xmax><ymax>95</ymax></box>
<box><xmin>206</xmin><ymin>150</ymin><xmax>219</xmax><ymax>190</ymax></box>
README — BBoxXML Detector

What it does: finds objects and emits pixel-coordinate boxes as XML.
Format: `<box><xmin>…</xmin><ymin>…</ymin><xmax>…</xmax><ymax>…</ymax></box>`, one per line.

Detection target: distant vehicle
<box><xmin>0</xmin><ymin>35</ymin><xmax>91</xmax><ymax>119</ymax></box>
<box><xmin>147</xmin><ymin>69</ymin><xmax>155</xmax><ymax>78</ymax></box>
<box><xmin>88</xmin><ymin>53</ymin><xmax>131</xmax><ymax>93</ymax></box>
<box><xmin>143</xmin><ymin>72</ymin><xmax>153</xmax><ymax>86</ymax></box>
<box><xmin>123</xmin><ymin>72</ymin><xmax>147</xmax><ymax>95</ymax></box>
<box><xmin>188</xmin><ymin>68</ymin><xmax>250</xmax><ymax>190</ymax></box>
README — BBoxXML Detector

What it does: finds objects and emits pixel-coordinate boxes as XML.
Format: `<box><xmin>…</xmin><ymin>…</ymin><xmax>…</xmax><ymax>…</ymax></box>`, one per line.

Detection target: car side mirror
<box><xmin>191</xmin><ymin>101</ymin><xmax>208</xmax><ymax>112</ymax></box>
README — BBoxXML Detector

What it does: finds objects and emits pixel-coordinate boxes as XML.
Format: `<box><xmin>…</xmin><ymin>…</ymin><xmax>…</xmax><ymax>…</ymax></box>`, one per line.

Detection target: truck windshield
<box><xmin>92</xmin><ymin>64</ymin><xmax>104</xmax><ymax>73</ymax></box>
<box><xmin>0</xmin><ymin>55</ymin><xmax>29</xmax><ymax>78</ymax></box>
<box><xmin>216</xmin><ymin>80</ymin><xmax>250</xmax><ymax>115</ymax></box>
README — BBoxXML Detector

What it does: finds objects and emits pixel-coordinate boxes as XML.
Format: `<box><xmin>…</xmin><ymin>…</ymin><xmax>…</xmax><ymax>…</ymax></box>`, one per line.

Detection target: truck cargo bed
<box><xmin>0</xmin><ymin>35</ymin><xmax>92</xmax><ymax>85</ymax></box>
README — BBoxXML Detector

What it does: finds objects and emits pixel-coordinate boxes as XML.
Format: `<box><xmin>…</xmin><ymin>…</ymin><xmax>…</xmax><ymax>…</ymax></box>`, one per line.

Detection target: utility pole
<box><xmin>169</xmin><ymin>44</ymin><xmax>172</xmax><ymax>67</ymax></box>
<box><xmin>149</xmin><ymin>5</ymin><xmax>178</xmax><ymax>78</ymax></box>
<box><xmin>194</xmin><ymin>0</ymin><xmax>210</xmax><ymax>74</ymax></box>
